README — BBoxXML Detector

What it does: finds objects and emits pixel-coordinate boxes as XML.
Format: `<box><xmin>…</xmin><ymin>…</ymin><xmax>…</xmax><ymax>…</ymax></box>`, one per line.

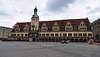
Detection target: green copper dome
<box><xmin>32</xmin><ymin>7</ymin><xmax>39</xmax><ymax>18</ymax></box>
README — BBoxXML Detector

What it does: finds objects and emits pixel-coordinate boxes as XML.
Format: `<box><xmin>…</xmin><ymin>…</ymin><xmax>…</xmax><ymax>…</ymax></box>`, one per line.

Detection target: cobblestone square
<box><xmin>0</xmin><ymin>41</ymin><xmax>100</xmax><ymax>57</ymax></box>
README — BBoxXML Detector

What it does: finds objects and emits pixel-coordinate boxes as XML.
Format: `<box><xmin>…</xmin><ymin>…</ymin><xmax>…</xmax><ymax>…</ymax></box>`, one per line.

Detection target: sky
<box><xmin>0</xmin><ymin>0</ymin><xmax>100</xmax><ymax>28</ymax></box>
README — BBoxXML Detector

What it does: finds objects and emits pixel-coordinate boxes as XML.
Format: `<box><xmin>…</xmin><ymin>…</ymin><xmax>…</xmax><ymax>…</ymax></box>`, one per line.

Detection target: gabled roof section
<box><xmin>14</xmin><ymin>18</ymin><xmax>91</xmax><ymax>29</ymax></box>
<box><xmin>16</xmin><ymin>22</ymin><xmax>31</xmax><ymax>29</ymax></box>
<box><xmin>39</xmin><ymin>18</ymin><xmax>91</xmax><ymax>28</ymax></box>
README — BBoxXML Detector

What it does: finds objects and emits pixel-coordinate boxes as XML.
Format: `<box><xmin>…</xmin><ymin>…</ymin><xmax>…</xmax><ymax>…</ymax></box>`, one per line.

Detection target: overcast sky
<box><xmin>0</xmin><ymin>0</ymin><xmax>100</xmax><ymax>28</ymax></box>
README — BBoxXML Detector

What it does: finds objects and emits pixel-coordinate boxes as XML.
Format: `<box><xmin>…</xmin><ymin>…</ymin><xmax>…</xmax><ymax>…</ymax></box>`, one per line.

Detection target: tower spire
<box><xmin>32</xmin><ymin>7</ymin><xmax>39</xmax><ymax>18</ymax></box>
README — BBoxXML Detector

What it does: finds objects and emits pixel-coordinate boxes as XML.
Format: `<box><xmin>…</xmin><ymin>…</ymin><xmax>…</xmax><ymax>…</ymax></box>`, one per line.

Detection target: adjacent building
<box><xmin>0</xmin><ymin>26</ymin><xmax>12</xmax><ymax>39</ymax></box>
<box><xmin>91</xmin><ymin>18</ymin><xmax>100</xmax><ymax>40</ymax></box>
<box><xmin>8</xmin><ymin>7</ymin><xmax>93</xmax><ymax>42</ymax></box>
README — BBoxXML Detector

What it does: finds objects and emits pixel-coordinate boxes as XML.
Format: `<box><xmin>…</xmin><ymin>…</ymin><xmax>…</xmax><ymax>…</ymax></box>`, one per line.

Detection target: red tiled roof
<box><xmin>17</xmin><ymin>22</ymin><xmax>31</xmax><ymax>29</ymax></box>
<box><xmin>15</xmin><ymin>18</ymin><xmax>91</xmax><ymax>29</ymax></box>
<box><xmin>39</xmin><ymin>18</ymin><xmax>91</xmax><ymax>28</ymax></box>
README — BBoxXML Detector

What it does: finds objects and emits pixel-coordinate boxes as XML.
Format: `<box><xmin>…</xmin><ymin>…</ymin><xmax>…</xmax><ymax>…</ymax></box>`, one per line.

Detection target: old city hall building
<box><xmin>8</xmin><ymin>7</ymin><xmax>93</xmax><ymax>42</ymax></box>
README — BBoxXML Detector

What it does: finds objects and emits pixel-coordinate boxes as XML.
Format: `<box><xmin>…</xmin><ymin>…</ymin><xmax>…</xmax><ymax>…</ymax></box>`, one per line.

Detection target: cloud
<box><xmin>0</xmin><ymin>0</ymin><xmax>100</xmax><ymax>28</ymax></box>
<box><xmin>0</xmin><ymin>21</ymin><xmax>14</xmax><ymax>28</ymax></box>
<box><xmin>0</xmin><ymin>11</ymin><xmax>10</xmax><ymax>16</ymax></box>
<box><xmin>85</xmin><ymin>6</ymin><xmax>91</xmax><ymax>10</ymax></box>
<box><xmin>46</xmin><ymin>0</ymin><xmax>76</xmax><ymax>13</ymax></box>
<box><xmin>88</xmin><ymin>7</ymin><xmax>100</xmax><ymax>14</ymax></box>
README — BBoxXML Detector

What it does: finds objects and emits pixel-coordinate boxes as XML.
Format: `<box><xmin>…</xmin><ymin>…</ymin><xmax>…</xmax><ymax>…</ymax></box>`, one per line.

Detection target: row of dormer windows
<box><xmin>13</xmin><ymin>27</ymin><xmax>92</xmax><ymax>32</ymax></box>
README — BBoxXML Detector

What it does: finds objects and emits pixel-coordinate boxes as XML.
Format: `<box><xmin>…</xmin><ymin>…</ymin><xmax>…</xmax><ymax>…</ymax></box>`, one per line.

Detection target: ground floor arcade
<box><xmin>8</xmin><ymin>36</ymin><xmax>89</xmax><ymax>42</ymax></box>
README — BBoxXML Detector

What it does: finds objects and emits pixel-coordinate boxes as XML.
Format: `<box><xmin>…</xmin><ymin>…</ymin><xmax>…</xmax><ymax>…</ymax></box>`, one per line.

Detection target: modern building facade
<box><xmin>8</xmin><ymin>7</ymin><xmax>93</xmax><ymax>42</ymax></box>
<box><xmin>0</xmin><ymin>26</ymin><xmax>12</xmax><ymax>39</ymax></box>
<box><xmin>91</xmin><ymin>18</ymin><xmax>100</xmax><ymax>40</ymax></box>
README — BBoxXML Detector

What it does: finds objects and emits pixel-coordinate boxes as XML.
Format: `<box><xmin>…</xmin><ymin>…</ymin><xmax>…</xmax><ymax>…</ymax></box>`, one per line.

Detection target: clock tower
<box><xmin>29</xmin><ymin>7</ymin><xmax>39</xmax><ymax>41</ymax></box>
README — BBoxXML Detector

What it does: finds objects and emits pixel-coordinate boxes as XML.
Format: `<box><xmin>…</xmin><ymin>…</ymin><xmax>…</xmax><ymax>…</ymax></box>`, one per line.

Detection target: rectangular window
<box><xmin>46</xmin><ymin>34</ymin><xmax>49</xmax><ymax>36</ymax></box>
<box><xmin>15</xmin><ymin>29</ymin><xmax>19</xmax><ymax>31</ymax></box>
<box><xmin>88</xmin><ymin>33</ymin><xmax>92</xmax><ymax>36</ymax></box>
<box><xmin>83</xmin><ymin>33</ymin><xmax>86</xmax><ymax>36</ymax></box>
<box><xmin>73</xmin><ymin>27</ymin><xmax>78</xmax><ymax>31</ymax></box>
<box><xmin>42</xmin><ymin>29</ymin><xmax>46</xmax><ymax>30</ymax></box>
<box><xmin>55</xmin><ymin>34</ymin><xmax>58</xmax><ymax>36</ymax></box>
<box><xmin>63</xmin><ymin>34</ymin><xmax>67</xmax><ymax>36</ymax></box>
<box><xmin>66</xmin><ymin>28</ymin><xmax>72</xmax><ymax>30</ymax></box>
<box><xmin>14</xmin><ymin>34</ymin><xmax>16</xmax><ymax>36</ymax></box>
<box><xmin>60</xmin><ymin>28</ymin><xmax>65</xmax><ymax>31</ymax></box>
<box><xmin>17</xmin><ymin>34</ymin><xmax>19</xmax><ymax>36</ymax></box>
<box><xmin>24</xmin><ymin>29</ymin><xmax>28</xmax><ymax>32</ymax></box>
<box><xmin>11</xmin><ymin>34</ymin><xmax>13</xmax><ymax>36</ymax></box>
<box><xmin>74</xmin><ymin>33</ymin><xmax>77</xmax><ymax>36</ymax></box>
<box><xmin>53</xmin><ymin>28</ymin><xmax>58</xmax><ymax>31</ymax></box>
<box><xmin>48</xmin><ymin>28</ymin><xmax>52</xmax><ymax>31</ymax></box>
<box><xmin>51</xmin><ymin>34</ymin><xmax>54</xmax><ymax>36</ymax></box>
<box><xmin>67</xmin><ymin>24</ymin><xmax>70</xmax><ymax>26</ymax></box>
<box><xmin>79</xmin><ymin>33</ymin><xmax>82</xmax><ymax>36</ymax></box>
<box><xmin>68</xmin><ymin>33</ymin><xmax>72</xmax><ymax>36</ymax></box>
<box><xmin>25</xmin><ymin>34</ymin><xmax>27</xmax><ymax>36</ymax></box>
<box><xmin>60</xmin><ymin>34</ymin><xmax>62</xmax><ymax>36</ymax></box>
<box><xmin>54</xmin><ymin>25</ymin><xmax>57</xmax><ymax>27</ymax></box>
<box><xmin>42</xmin><ymin>34</ymin><xmax>45</xmax><ymax>36</ymax></box>
<box><xmin>43</xmin><ymin>26</ymin><xmax>46</xmax><ymax>27</ymax></box>
<box><xmin>21</xmin><ymin>34</ymin><xmax>23</xmax><ymax>36</ymax></box>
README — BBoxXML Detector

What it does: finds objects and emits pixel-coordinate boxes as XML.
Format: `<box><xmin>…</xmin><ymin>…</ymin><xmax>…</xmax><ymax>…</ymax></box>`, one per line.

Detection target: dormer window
<box><xmin>41</xmin><ymin>23</ymin><xmax>48</xmax><ymax>31</ymax></box>
<box><xmin>67</xmin><ymin>24</ymin><xmax>70</xmax><ymax>26</ymax></box>
<box><xmin>23</xmin><ymin>24</ymin><xmax>29</xmax><ymax>32</ymax></box>
<box><xmin>52</xmin><ymin>22</ymin><xmax>59</xmax><ymax>31</ymax></box>
<box><xmin>50</xmin><ymin>23</ymin><xmax>52</xmax><ymax>24</ymax></box>
<box><xmin>15</xmin><ymin>25</ymin><xmax>20</xmax><ymax>32</ymax></box>
<box><xmin>78</xmin><ymin>21</ymin><xmax>87</xmax><ymax>31</ymax></box>
<box><xmin>65</xmin><ymin>21</ymin><xmax>73</xmax><ymax>31</ymax></box>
